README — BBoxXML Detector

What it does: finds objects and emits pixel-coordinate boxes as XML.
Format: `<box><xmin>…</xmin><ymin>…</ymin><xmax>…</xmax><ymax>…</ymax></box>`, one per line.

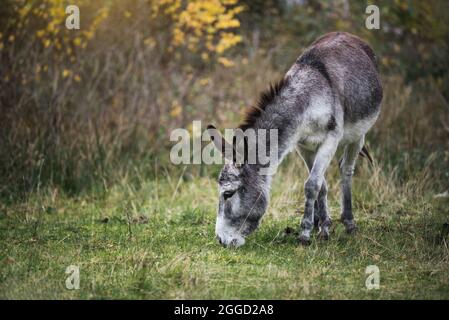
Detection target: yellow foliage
<box><xmin>173</xmin><ymin>28</ymin><xmax>185</xmax><ymax>46</ymax></box>
<box><xmin>14</xmin><ymin>0</ymin><xmax>109</xmax><ymax>53</ymax></box>
<box><xmin>217</xmin><ymin>57</ymin><xmax>235</xmax><ymax>68</ymax></box>
<box><xmin>201</xmin><ymin>52</ymin><xmax>209</xmax><ymax>61</ymax></box>
<box><xmin>199</xmin><ymin>77</ymin><xmax>211</xmax><ymax>86</ymax></box>
<box><xmin>73</xmin><ymin>37</ymin><xmax>82</xmax><ymax>47</ymax></box>
<box><xmin>215</xmin><ymin>12</ymin><xmax>241</xmax><ymax>29</ymax></box>
<box><xmin>62</xmin><ymin>69</ymin><xmax>71</xmax><ymax>78</ymax></box>
<box><xmin>170</xmin><ymin>100</ymin><xmax>182</xmax><ymax>118</ymax></box>
<box><xmin>8</xmin><ymin>0</ymin><xmax>242</xmax><ymax>70</ymax></box>
<box><xmin>154</xmin><ymin>0</ymin><xmax>244</xmax><ymax>60</ymax></box>
<box><xmin>144</xmin><ymin>37</ymin><xmax>156</xmax><ymax>48</ymax></box>
<box><xmin>215</xmin><ymin>32</ymin><xmax>242</xmax><ymax>54</ymax></box>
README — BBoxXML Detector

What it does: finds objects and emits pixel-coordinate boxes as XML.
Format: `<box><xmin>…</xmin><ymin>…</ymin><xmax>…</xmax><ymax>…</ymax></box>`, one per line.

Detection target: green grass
<box><xmin>1</xmin><ymin>157</ymin><xmax>448</xmax><ymax>299</ymax></box>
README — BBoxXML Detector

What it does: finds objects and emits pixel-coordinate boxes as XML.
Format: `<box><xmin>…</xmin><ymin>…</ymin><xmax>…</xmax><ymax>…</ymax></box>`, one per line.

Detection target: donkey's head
<box><xmin>208</xmin><ymin>125</ymin><xmax>268</xmax><ymax>248</ymax></box>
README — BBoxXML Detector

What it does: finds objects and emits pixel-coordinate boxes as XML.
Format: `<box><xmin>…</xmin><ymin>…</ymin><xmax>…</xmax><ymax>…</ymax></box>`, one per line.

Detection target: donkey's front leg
<box><xmin>340</xmin><ymin>137</ymin><xmax>364</xmax><ymax>234</ymax></box>
<box><xmin>297</xmin><ymin>146</ymin><xmax>331</xmax><ymax>240</ymax></box>
<box><xmin>298</xmin><ymin>134</ymin><xmax>339</xmax><ymax>245</ymax></box>
<box><xmin>315</xmin><ymin>180</ymin><xmax>331</xmax><ymax>240</ymax></box>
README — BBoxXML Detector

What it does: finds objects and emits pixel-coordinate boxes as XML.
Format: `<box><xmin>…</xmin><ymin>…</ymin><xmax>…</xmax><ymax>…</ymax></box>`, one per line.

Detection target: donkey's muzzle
<box><xmin>216</xmin><ymin>235</ymin><xmax>226</xmax><ymax>247</ymax></box>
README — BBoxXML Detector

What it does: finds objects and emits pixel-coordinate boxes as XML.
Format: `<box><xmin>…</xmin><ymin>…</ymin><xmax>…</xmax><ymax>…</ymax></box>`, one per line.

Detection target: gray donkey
<box><xmin>208</xmin><ymin>32</ymin><xmax>382</xmax><ymax>247</ymax></box>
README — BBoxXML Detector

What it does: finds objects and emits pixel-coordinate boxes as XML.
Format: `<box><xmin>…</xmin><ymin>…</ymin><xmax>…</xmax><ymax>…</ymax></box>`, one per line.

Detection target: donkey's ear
<box><xmin>207</xmin><ymin>124</ymin><xmax>235</xmax><ymax>161</ymax></box>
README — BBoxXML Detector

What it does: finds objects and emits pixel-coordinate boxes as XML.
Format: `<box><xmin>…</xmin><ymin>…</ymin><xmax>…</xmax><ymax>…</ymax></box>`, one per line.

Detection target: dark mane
<box><xmin>239</xmin><ymin>77</ymin><xmax>289</xmax><ymax>130</ymax></box>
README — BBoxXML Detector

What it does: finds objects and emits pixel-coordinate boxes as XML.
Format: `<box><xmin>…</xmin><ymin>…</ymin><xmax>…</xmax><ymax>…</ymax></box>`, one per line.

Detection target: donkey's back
<box><xmin>287</xmin><ymin>32</ymin><xmax>382</xmax><ymax>145</ymax></box>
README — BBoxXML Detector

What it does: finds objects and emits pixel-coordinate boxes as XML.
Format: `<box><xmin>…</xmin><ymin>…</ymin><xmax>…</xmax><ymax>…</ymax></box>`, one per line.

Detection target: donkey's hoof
<box><xmin>343</xmin><ymin>221</ymin><xmax>357</xmax><ymax>234</ymax></box>
<box><xmin>318</xmin><ymin>219</ymin><xmax>332</xmax><ymax>240</ymax></box>
<box><xmin>346</xmin><ymin>225</ymin><xmax>357</xmax><ymax>234</ymax></box>
<box><xmin>317</xmin><ymin>230</ymin><xmax>330</xmax><ymax>240</ymax></box>
<box><xmin>297</xmin><ymin>234</ymin><xmax>311</xmax><ymax>246</ymax></box>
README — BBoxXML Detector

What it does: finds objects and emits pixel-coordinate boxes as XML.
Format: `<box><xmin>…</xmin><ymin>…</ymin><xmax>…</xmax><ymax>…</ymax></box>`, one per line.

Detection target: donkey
<box><xmin>208</xmin><ymin>32</ymin><xmax>382</xmax><ymax>247</ymax></box>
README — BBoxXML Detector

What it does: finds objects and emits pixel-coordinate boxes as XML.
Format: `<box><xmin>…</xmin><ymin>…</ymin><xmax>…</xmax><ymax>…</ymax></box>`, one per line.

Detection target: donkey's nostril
<box><xmin>216</xmin><ymin>235</ymin><xmax>223</xmax><ymax>245</ymax></box>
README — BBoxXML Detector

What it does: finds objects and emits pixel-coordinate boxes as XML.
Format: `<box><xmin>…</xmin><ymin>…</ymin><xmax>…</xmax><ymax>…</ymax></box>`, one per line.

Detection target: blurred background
<box><xmin>0</xmin><ymin>0</ymin><xmax>448</xmax><ymax>200</ymax></box>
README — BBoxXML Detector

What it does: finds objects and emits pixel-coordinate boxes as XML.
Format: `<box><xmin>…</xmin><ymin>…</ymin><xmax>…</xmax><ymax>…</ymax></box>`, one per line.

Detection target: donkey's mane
<box><xmin>239</xmin><ymin>76</ymin><xmax>289</xmax><ymax>130</ymax></box>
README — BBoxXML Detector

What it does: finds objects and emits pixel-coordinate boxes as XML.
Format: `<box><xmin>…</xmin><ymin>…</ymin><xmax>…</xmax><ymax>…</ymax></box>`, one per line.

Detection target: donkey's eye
<box><xmin>223</xmin><ymin>190</ymin><xmax>236</xmax><ymax>200</ymax></box>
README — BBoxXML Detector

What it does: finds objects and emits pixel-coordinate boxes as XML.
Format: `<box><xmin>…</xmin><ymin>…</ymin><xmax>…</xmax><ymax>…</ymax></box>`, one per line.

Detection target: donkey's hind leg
<box><xmin>340</xmin><ymin>136</ymin><xmax>364</xmax><ymax>234</ymax></box>
<box><xmin>297</xmin><ymin>147</ymin><xmax>332</xmax><ymax>240</ymax></box>
<box><xmin>298</xmin><ymin>134</ymin><xmax>339</xmax><ymax>245</ymax></box>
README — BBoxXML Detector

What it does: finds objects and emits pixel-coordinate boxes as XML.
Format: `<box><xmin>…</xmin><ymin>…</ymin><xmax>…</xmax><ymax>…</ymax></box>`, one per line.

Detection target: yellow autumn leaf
<box><xmin>144</xmin><ymin>37</ymin><xmax>156</xmax><ymax>48</ymax></box>
<box><xmin>170</xmin><ymin>100</ymin><xmax>182</xmax><ymax>117</ymax></box>
<box><xmin>73</xmin><ymin>37</ymin><xmax>82</xmax><ymax>47</ymax></box>
<box><xmin>221</xmin><ymin>0</ymin><xmax>239</xmax><ymax>5</ymax></box>
<box><xmin>201</xmin><ymin>52</ymin><xmax>209</xmax><ymax>61</ymax></box>
<box><xmin>170</xmin><ymin>106</ymin><xmax>182</xmax><ymax>118</ymax></box>
<box><xmin>37</xmin><ymin>29</ymin><xmax>46</xmax><ymax>37</ymax></box>
<box><xmin>218</xmin><ymin>57</ymin><xmax>235</xmax><ymax>68</ymax></box>
<box><xmin>173</xmin><ymin>28</ymin><xmax>185</xmax><ymax>45</ymax></box>
<box><xmin>62</xmin><ymin>69</ymin><xmax>71</xmax><ymax>78</ymax></box>
<box><xmin>199</xmin><ymin>77</ymin><xmax>210</xmax><ymax>86</ymax></box>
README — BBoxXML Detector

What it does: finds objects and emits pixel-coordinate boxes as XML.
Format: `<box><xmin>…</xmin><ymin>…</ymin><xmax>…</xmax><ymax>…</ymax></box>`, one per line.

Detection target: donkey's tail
<box><xmin>359</xmin><ymin>145</ymin><xmax>373</xmax><ymax>165</ymax></box>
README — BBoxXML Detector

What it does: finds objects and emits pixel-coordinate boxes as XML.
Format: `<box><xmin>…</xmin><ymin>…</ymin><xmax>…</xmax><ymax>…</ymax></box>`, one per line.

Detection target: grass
<box><xmin>2</xmin><ymin>0</ymin><xmax>448</xmax><ymax>300</ymax></box>
<box><xmin>1</xmin><ymin>154</ymin><xmax>448</xmax><ymax>299</ymax></box>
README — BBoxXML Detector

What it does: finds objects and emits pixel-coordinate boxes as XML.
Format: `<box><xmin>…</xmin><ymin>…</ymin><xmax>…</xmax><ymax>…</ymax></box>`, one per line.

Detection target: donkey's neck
<box><xmin>244</xmin><ymin>98</ymin><xmax>303</xmax><ymax>175</ymax></box>
<box><xmin>238</xmin><ymin>74</ymin><xmax>311</xmax><ymax>188</ymax></box>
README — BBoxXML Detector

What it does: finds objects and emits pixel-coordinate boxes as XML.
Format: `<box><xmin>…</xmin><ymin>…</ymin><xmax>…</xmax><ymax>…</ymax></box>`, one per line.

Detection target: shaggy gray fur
<box><xmin>210</xmin><ymin>32</ymin><xmax>383</xmax><ymax>247</ymax></box>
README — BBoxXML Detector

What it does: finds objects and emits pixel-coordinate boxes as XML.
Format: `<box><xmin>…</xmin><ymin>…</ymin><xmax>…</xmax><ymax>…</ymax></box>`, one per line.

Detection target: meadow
<box><xmin>1</xmin><ymin>0</ymin><xmax>448</xmax><ymax>299</ymax></box>
<box><xmin>1</xmin><ymin>152</ymin><xmax>448</xmax><ymax>299</ymax></box>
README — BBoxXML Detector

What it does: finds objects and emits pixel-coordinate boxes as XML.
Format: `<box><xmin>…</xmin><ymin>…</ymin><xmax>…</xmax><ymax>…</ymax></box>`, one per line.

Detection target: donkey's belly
<box><xmin>296</xmin><ymin>122</ymin><xmax>330</xmax><ymax>152</ymax></box>
<box><xmin>341</xmin><ymin>112</ymin><xmax>379</xmax><ymax>144</ymax></box>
